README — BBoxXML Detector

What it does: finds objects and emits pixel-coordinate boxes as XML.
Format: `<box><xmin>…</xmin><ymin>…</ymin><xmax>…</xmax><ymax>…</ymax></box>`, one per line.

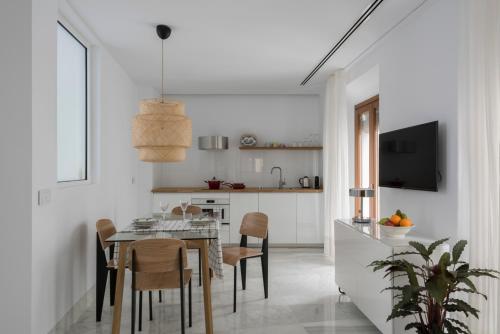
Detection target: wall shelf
<box><xmin>239</xmin><ymin>146</ymin><xmax>323</xmax><ymax>151</ymax></box>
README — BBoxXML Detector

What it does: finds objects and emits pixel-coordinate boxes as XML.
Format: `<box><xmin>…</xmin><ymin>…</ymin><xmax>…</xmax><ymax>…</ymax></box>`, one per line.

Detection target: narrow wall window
<box><xmin>57</xmin><ymin>22</ymin><xmax>88</xmax><ymax>182</ymax></box>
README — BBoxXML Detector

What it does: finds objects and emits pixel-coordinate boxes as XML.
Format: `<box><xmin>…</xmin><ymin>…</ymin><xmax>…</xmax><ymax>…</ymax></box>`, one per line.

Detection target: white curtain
<box><xmin>458</xmin><ymin>0</ymin><xmax>500</xmax><ymax>332</ymax></box>
<box><xmin>323</xmin><ymin>71</ymin><xmax>350</xmax><ymax>259</ymax></box>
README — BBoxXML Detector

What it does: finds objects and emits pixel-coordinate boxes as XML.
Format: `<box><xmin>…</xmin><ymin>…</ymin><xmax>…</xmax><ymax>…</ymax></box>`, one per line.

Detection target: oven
<box><xmin>191</xmin><ymin>197</ymin><xmax>230</xmax><ymax>244</ymax></box>
<box><xmin>191</xmin><ymin>197</ymin><xmax>230</xmax><ymax>224</ymax></box>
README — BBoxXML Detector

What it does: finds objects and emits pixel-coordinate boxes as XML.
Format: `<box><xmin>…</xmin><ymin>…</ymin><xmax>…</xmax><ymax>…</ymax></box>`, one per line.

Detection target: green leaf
<box><xmin>390</xmin><ymin>251</ymin><xmax>420</xmax><ymax>258</ymax></box>
<box><xmin>403</xmin><ymin>261</ymin><xmax>420</xmax><ymax>287</ymax></box>
<box><xmin>458</xmin><ymin>277</ymin><xmax>477</xmax><ymax>292</ymax></box>
<box><xmin>456</xmin><ymin>263</ymin><xmax>470</xmax><ymax>275</ymax></box>
<box><xmin>426</xmin><ymin>273</ymin><xmax>449</xmax><ymax>304</ymax></box>
<box><xmin>405</xmin><ymin>322</ymin><xmax>427</xmax><ymax>332</ymax></box>
<box><xmin>453</xmin><ymin>287</ymin><xmax>487</xmax><ymax>300</ymax></box>
<box><xmin>387</xmin><ymin>308</ymin><xmax>415</xmax><ymax>321</ymax></box>
<box><xmin>467</xmin><ymin>269</ymin><xmax>500</xmax><ymax>279</ymax></box>
<box><xmin>438</xmin><ymin>252</ymin><xmax>451</xmax><ymax>270</ymax></box>
<box><xmin>444</xmin><ymin>298</ymin><xmax>480</xmax><ymax>318</ymax></box>
<box><xmin>409</xmin><ymin>241</ymin><xmax>430</xmax><ymax>261</ymax></box>
<box><xmin>444</xmin><ymin>320</ymin><xmax>469</xmax><ymax>334</ymax></box>
<box><xmin>452</xmin><ymin>240</ymin><xmax>467</xmax><ymax>264</ymax></box>
<box><xmin>447</xmin><ymin>318</ymin><xmax>472</xmax><ymax>333</ymax></box>
<box><xmin>444</xmin><ymin>321</ymin><xmax>459</xmax><ymax>334</ymax></box>
<box><xmin>428</xmin><ymin>238</ymin><xmax>450</xmax><ymax>257</ymax></box>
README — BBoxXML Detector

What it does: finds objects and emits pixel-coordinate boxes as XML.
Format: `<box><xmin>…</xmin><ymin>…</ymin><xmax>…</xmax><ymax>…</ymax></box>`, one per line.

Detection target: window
<box><xmin>57</xmin><ymin>22</ymin><xmax>88</xmax><ymax>182</ymax></box>
<box><xmin>354</xmin><ymin>96</ymin><xmax>379</xmax><ymax>219</ymax></box>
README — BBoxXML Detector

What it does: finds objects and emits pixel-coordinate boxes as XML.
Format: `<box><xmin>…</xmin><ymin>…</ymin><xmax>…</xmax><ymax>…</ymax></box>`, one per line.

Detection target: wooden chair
<box><xmin>130</xmin><ymin>239</ymin><xmax>192</xmax><ymax>334</ymax></box>
<box><xmin>172</xmin><ymin>205</ymin><xmax>204</xmax><ymax>286</ymax></box>
<box><xmin>222</xmin><ymin>212</ymin><xmax>269</xmax><ymax>312</ymax></box>
<box><xmin>96</xmin><ymin>219</ymin><xmax>118</xmax><ymax>321</ymax></box>
<box><xmin>96</xmin><ymin>219</ymin><xmax>156</xmax><ymax>330</ymax></box>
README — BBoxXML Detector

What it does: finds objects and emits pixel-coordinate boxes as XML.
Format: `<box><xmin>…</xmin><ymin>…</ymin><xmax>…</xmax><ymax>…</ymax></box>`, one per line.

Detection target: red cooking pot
<box><xmin>205</xmin><ymin>177</ymin><xmax>224</xmax><ymax>190</ymax></box>
<box><xmin>224</xmin><ymin>182</ymin><xmax>246</xmax><ymax>190</ymax></box>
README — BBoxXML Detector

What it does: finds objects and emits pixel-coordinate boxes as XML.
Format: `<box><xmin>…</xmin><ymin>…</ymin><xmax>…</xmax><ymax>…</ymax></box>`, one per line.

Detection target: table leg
<box><xmin>200</xmin><ymin>240</ymin><xmax>214</xmax><ymax>334</ymax></box>
<box><xmin>112</xmin><ymin>242</ymin><xmax>129</xmax><ymax>334</ymax></box>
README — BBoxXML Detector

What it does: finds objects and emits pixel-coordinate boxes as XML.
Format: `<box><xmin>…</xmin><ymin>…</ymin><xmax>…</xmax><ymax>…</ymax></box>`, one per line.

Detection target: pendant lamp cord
<box><xmin>161</xmin><ymin>39</ymin><xmax>165</xmax><ymax>103</ymax></box>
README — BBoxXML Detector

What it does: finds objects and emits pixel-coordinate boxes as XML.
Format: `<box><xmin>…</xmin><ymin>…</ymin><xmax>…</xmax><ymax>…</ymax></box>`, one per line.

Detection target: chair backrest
<box><xmin>130</xmin><ymin>238</ymin><xmax>188</xmax><ymax>273</ymax></box>
<box><xmin>96</xmin><ymin>219</ymin><xmax>116</xmax><ymax>250</ymax></box>
<box><xmin>240</xmin><ymin>212</ymin><xmax>268</xmax><ymax>239</ymax></box>
<box><xmin>171</xmin><ymin>205</ymin><xmax>202</xmax><ymax>215</ymax></box>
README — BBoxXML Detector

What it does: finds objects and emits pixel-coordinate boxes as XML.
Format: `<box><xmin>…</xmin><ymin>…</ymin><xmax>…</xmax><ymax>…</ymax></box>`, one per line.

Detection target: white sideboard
<box><xmin>152</xmin><ymin>192</ymin><xmax>323</xmax><ymax>246</ymax></box>
<box><xmin>334</xmin><ymin>219</ymin><xmax>449</xmax><ymax>334</ymax></box>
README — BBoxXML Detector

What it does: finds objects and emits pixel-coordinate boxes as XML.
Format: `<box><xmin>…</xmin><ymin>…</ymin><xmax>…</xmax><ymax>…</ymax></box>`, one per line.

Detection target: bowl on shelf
<box><xmin>240</xmin><ymin>134</ymin><xmax>257</xmax><ymax>147</ymax></box>
<box><xmin>380</xmin><ymin>225</ymin><xmax>414</xmax><ymax>239</ymax></box>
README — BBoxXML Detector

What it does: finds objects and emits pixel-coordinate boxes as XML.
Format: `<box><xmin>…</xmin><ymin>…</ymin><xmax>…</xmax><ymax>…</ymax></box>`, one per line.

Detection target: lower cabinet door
<box><xmin>297</xmin><ymin>193</ymin><xmax>323</xmax><ymax>244</ymax></box>
<box><xmin>258</xmin><ymin>193</ymin><xmax>297</xmax><ymax>244</ymax></box>
<box><xmin>229</xmin><ymin>193</ymin><xmax>259</xmax><ymax>245</ymax></box>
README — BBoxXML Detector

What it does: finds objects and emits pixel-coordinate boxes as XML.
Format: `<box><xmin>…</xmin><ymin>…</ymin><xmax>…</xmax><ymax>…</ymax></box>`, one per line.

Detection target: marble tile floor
<box><xmin>66</xmin><ymin>249</ymin><xmax>381</xmax><ymax>334</ymax></box>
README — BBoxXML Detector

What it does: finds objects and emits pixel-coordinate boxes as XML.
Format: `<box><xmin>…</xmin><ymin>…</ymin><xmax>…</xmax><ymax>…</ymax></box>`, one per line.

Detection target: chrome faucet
<box><xmin>271</xmin><ymin>166</ymin><xmax>286</xmax><ymax>189</ymax></box>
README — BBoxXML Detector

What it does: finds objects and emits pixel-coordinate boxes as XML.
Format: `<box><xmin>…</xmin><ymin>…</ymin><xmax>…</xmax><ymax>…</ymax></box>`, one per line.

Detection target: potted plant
<box><xmin>369</xmin><ymin>238</ymin><xmax>498</xmax><ymax>333</ymax></box>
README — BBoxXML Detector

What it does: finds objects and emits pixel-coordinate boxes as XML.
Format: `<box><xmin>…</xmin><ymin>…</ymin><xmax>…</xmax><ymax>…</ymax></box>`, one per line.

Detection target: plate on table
<box><xmin>133</xmin><ymin>217</ymin><xmax>157</xmax><ymax>228</ymax></box>
<box><xmin>190</xmin><ymin>218</ymin><xmax>216</xmax><ymax>226</ymax></box>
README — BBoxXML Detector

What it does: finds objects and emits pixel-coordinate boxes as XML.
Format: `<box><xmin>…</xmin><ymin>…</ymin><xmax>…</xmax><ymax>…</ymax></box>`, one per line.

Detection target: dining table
<box><xmin>105</xmin><ymin>214</ymin><xmax>224</xmax><ymax>334</ymax></box>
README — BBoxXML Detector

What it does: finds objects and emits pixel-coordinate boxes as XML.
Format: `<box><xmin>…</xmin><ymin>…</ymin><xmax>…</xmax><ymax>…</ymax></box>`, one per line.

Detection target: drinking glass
<box><xmin>180</xmin><ymin>200</ymin><xmax>189</xmax><ymax>220</ymax></box>
<box><xmin>159</xmin><ymin>201</ymin><xmax>169</xmax><ymax>220</ymax></box>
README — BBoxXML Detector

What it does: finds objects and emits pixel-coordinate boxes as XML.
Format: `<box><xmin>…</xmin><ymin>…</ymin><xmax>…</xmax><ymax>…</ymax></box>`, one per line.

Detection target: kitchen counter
<box><xmin>151</xmin><ymin>187</ymin><xmax>323</xmax><ymax>193</ymax></box>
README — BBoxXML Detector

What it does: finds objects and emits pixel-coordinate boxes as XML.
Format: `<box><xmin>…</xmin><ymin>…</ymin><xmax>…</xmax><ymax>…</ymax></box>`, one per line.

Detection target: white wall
<box><xmin>345</xmin><ymin>0</ymin><xmax>459</xmax><ymax>241</ymax></box>
<box><xmin>0</xmin><ymin>1</ymin><xmax>33</xmax><ymax>333</ymax></box>
<box><xmin>154</xmin><ymin>94</ymin><xmax>323</xmax><ymax>189</ymax></box>
<box><xmin>31</xmin><ymin>1</ymin><xmax>141</xmax><ymax>332</ymax></box>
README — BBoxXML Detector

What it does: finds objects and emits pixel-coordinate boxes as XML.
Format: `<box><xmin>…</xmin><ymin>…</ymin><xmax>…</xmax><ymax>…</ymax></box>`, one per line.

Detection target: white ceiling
<box><xmin>67</xmin><ymin>0</ymin><xmax>425</xmax><ymax>94</ymax></box>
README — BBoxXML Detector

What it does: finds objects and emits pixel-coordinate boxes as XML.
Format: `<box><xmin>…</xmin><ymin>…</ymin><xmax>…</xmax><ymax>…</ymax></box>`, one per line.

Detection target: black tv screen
<box><xmin>379</xmin><ymin>121</ymin><xmax>438</xmax><ymax>192</ymax></box>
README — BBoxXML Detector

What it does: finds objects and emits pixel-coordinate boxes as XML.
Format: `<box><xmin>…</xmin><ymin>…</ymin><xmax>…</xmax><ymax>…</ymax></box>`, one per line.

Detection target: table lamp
<box><xmin>349</xmin><ymin>188</ymin><xmax>375</xmax><ymax>223</ymax></box>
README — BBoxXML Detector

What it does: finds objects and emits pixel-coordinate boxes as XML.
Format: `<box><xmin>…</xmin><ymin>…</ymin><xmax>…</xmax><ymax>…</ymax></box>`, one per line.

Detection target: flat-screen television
<box><xmin>379</xmin><ymin>121</ymin><xmax>438</xmax><ymax>192</ymax></box>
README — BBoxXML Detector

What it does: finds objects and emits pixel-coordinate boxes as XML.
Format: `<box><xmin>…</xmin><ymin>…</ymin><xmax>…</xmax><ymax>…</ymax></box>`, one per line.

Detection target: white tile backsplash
<box><xmin>153</xmin><ymin>94</ymin><xmax>323</xmax><ymax>188</ymax></box>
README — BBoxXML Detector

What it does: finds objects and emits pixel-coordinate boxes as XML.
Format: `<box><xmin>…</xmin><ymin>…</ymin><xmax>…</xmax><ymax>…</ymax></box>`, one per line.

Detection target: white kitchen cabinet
<box><xmin>297</xmin><ymin>193</ymin><xmax>323</xmax><ymax>244</ymax></box>
<box><xmin>152</xmin><ymin>193</ymin><xmax>192</xmax><ymax>213</ymax></box>
<box><xmin>229</xmin><ymin>193</ymin><xmax>259</xmax><ymax>245</ymax></box>
<box><xmin>258</xmin><ymin>193</ymin><xmax>297</xmax><ymax>244</ymax></box>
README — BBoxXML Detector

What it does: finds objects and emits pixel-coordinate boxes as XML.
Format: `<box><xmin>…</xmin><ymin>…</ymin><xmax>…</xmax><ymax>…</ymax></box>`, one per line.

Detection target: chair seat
<box><xmin>135</xmin><ymin>269</ymin><xmax>192</xmax><ymax>291</ymax></box>
<box><xmin>222</xmin><ymin>247</ymin><xmax>263</xmax><ymax>266</ymax></box>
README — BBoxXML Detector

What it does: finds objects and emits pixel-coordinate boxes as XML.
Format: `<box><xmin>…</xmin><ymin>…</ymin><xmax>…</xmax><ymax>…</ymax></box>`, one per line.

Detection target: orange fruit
<box><xmin>390</xmin><ymin>214</ymin><xmax>402</xmax><ymax>225</ymax></box>
<box><xmin>400</xmin><ymin>218</ymin><xmax>413</xmax><ymax>227</ymax></box>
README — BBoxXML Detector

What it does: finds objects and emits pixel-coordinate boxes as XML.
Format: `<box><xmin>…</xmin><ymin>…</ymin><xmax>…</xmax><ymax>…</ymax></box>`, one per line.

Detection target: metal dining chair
<box><xmin>222</xmin><ymin>212</ymin><xmax>269</xmax><ymax>312</ymax></box>
<box><xmin>172</xmin><ymin>205</ymin><xmax>204</xmax><ymax>286</ymax></box>
<box><xmin>129</xmin><ymin>238</ymin><xmax>192</xmax><ymax>334</ymax></box>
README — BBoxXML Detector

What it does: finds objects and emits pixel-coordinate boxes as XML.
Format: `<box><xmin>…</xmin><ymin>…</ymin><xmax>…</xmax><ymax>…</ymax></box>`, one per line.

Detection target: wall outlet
<box><xmin>38</xmin><ymin>189</ymin><xmax>51</xmax><ymax>206</ymax></box>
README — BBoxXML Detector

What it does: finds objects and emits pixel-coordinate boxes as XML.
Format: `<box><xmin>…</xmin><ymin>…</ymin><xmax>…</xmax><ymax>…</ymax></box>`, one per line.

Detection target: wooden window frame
<box><xmin>354</xmin><ymin>95</ymin><xmax>379</xmax><ymax>219</ymax></box>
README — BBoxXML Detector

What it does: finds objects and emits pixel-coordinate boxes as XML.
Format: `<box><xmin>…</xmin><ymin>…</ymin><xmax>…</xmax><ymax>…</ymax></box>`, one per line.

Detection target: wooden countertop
<box><xmin>151</xmin><ymin>187</ymin><xmax>323</xmax><ymax>193</ymax></box>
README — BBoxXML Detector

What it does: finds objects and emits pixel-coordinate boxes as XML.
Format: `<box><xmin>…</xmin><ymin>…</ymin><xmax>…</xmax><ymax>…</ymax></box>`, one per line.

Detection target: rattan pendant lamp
<box><xmin>132</xmin><ymin>25</ymin><xmax>192</xmax><ymax>162</ymax></box>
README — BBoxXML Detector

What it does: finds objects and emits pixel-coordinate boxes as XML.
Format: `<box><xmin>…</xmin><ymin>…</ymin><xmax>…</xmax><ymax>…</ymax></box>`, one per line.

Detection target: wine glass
<box><xmin>180</xmin><ymin>200</ymin><xmax>189</xmax><ymax>220</ymax></box>
<box><xmin>159</xmin><ymin>201</ymin><xmax>169</xmax><ymax>220</ymax></box>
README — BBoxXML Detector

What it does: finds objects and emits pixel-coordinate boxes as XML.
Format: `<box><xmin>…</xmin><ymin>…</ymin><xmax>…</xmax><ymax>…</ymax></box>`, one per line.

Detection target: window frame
<box><xmin>56</xmin><ymin>20</ymin><xmax>91</xmax><ymax>185</ymax></box>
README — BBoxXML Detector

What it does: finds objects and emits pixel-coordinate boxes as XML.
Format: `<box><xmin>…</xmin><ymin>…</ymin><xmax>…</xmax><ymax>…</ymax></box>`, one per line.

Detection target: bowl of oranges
<box><xmin>378</xmin><ymin>209</ymin><xmax>414</xmax><ymax>238</ymax></box>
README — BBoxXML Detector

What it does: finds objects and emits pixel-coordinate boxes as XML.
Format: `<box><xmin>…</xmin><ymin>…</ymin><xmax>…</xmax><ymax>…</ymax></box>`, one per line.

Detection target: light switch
<box><xmin>38</xmin><ymin>189</ymin><xmax>51</xmax><ymax>206</ymax></box>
